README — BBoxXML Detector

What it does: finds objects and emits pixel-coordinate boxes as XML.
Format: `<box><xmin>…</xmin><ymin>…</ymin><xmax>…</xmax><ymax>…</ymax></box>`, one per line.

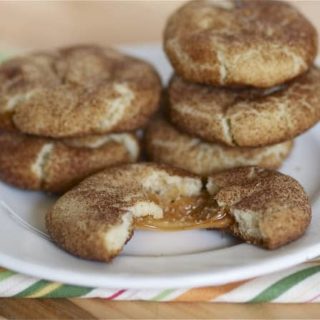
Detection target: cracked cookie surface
<box><xmin>0</xmin><ymin>45</ymin><xmax>161</xmax><ymax>137</ymax></box>
<box><xmin>164</xmin><ymin>0</ymin><xmax>318</xmax><ymax>88</ymax></box>
<box><xmin>169</xmin><ymin>68</ymin><xmax>320</xmax><ymax>147</ymax></box>
<box><xmin>145</xmin><ymin>118</ymin><xmax>293</xmax><ymax>175</ymax></box>
<box><xmin>0</xmin><ymin>132</ymin><xmax>140</xmax><ymax>193</ymax></box>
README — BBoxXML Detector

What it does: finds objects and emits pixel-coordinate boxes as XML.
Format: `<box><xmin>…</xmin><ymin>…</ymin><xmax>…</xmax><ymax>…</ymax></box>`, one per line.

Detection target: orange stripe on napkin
<box><xmin>174</xmin><ymin>280</ymin><xmax>248</xmax><ymax>301</ymax></box>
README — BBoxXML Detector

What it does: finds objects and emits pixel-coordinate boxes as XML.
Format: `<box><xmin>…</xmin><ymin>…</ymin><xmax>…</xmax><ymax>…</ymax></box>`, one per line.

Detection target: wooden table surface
<box><xmin>1</xmin><ymin>300</ymin><xmax>320</xmax><ymax>319</ymax></box>
<box><xmin>1</xmin><ymin>1</ymin><xmax>320</xmax><ymax>319</ymax></box>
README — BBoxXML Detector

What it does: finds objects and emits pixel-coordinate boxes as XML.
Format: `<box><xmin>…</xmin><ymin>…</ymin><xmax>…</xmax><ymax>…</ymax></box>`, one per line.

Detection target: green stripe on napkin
<box><xmin>250</xmin><ymin>265</ymin><xmax>320</xmax><ymax>303</ymax></box>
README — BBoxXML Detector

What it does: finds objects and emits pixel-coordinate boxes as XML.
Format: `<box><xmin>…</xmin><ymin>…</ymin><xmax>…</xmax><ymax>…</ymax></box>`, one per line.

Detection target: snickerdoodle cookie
<box><xmin>46</xmin><ymin>163</ymin><xmax>310</xmax><ymax>261</ymax></box>
<box><xmin>0</xmin><ymin>45</ymin><xmax>161</xmax><ymax>137</ymax></box>
<box><xmin>208</xmin><ymin>166</ymin><xmax>311</xmax><ymax>249</ymax></box>
<box><xmin>169</xmin><ymin>68</ymin><xmax>320</xmax><ymax>147</ymax></box>
<box><xmin>0</xmin><ymin>132</ymin><xmax>139</xmax><ymax>193</ymax></box>
<box><xmin>145</xmin><ymin>118</ymin><xmax>293</xmax><ymax>175</ymax></box>
<box><xmin>164</xmin><ymin>0</ymin><xmax>318</xmax><ymax>88</ymax></box>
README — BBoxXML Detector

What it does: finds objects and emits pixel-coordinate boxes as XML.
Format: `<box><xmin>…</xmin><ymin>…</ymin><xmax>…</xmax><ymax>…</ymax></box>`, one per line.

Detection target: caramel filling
<box><xmin>135</xmin><ymin>193</ymin><xmax>233</xmax><ymax>231</ymax></box>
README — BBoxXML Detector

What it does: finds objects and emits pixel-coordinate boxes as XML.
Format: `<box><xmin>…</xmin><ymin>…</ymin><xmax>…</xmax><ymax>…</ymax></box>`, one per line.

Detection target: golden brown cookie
<box><xmin>164</xmin><ymin>0</ymin><xmax>318</xmax><ymax>88</ymax></box>
<box><xmin>46</xmin><ymin>163</ymin><xmax>204</xmax><ymax>261</ymax></box>
<box><xmin>46</xmin><ymin>163</ymin><xmax>311</xmax><ymax>262</ymax></box>
<box><xmin>169</xmin><ymin>68</ymin><xmax>320</xmax><ymax>147</ymax></box>
<box><xmin>208</xmin><ymin>166</ymin><xmax>311</xmax><ymax>249</ymax></box>
<box><xmin>0</xmin><ymin>132</ymin><xmax>140</xmax><ymax>193</ymax></box>
<box><xmin>0</xmin><ymin>45</ymin><xmax>161</xmax><ymax>137</ymax></box>
<box><xmin>145</xmin><ymin>118</ymin><xmax>293</xmax><ymax>175</ymax></box>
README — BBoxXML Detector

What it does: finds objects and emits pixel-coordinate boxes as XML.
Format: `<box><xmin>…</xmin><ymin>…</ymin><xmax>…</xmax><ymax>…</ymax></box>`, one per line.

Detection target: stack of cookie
<box><xmin>0</xmin><ymin>45</ymin><xmax>161</xmax><ymax>193</ymax></box>
<box><xmin>146</xmin><ymin>0</ymin><xmax>320</xmax><ymax>176</ymax></box>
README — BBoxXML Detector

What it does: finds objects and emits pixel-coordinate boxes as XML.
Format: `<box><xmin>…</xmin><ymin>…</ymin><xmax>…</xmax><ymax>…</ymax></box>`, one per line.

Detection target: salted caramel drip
<box><xmin>135</xmin><ymin>193</ymin><xmax>233</xmax><ymax>231</ymax></box>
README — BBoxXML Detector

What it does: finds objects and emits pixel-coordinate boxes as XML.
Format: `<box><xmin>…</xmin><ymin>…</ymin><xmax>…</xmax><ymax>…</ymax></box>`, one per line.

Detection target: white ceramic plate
<box><xmin>0</xmin><ymin>44</ymin><xmax>320</xmax><ymax>289</ymax></box>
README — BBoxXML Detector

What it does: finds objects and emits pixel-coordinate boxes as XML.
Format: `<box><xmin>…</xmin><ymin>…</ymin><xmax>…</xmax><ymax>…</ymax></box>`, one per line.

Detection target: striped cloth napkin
<box><xmin>1</xmin><ymin>260</ymin><xmax>320</xmax><ymax>302</ymax></box>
